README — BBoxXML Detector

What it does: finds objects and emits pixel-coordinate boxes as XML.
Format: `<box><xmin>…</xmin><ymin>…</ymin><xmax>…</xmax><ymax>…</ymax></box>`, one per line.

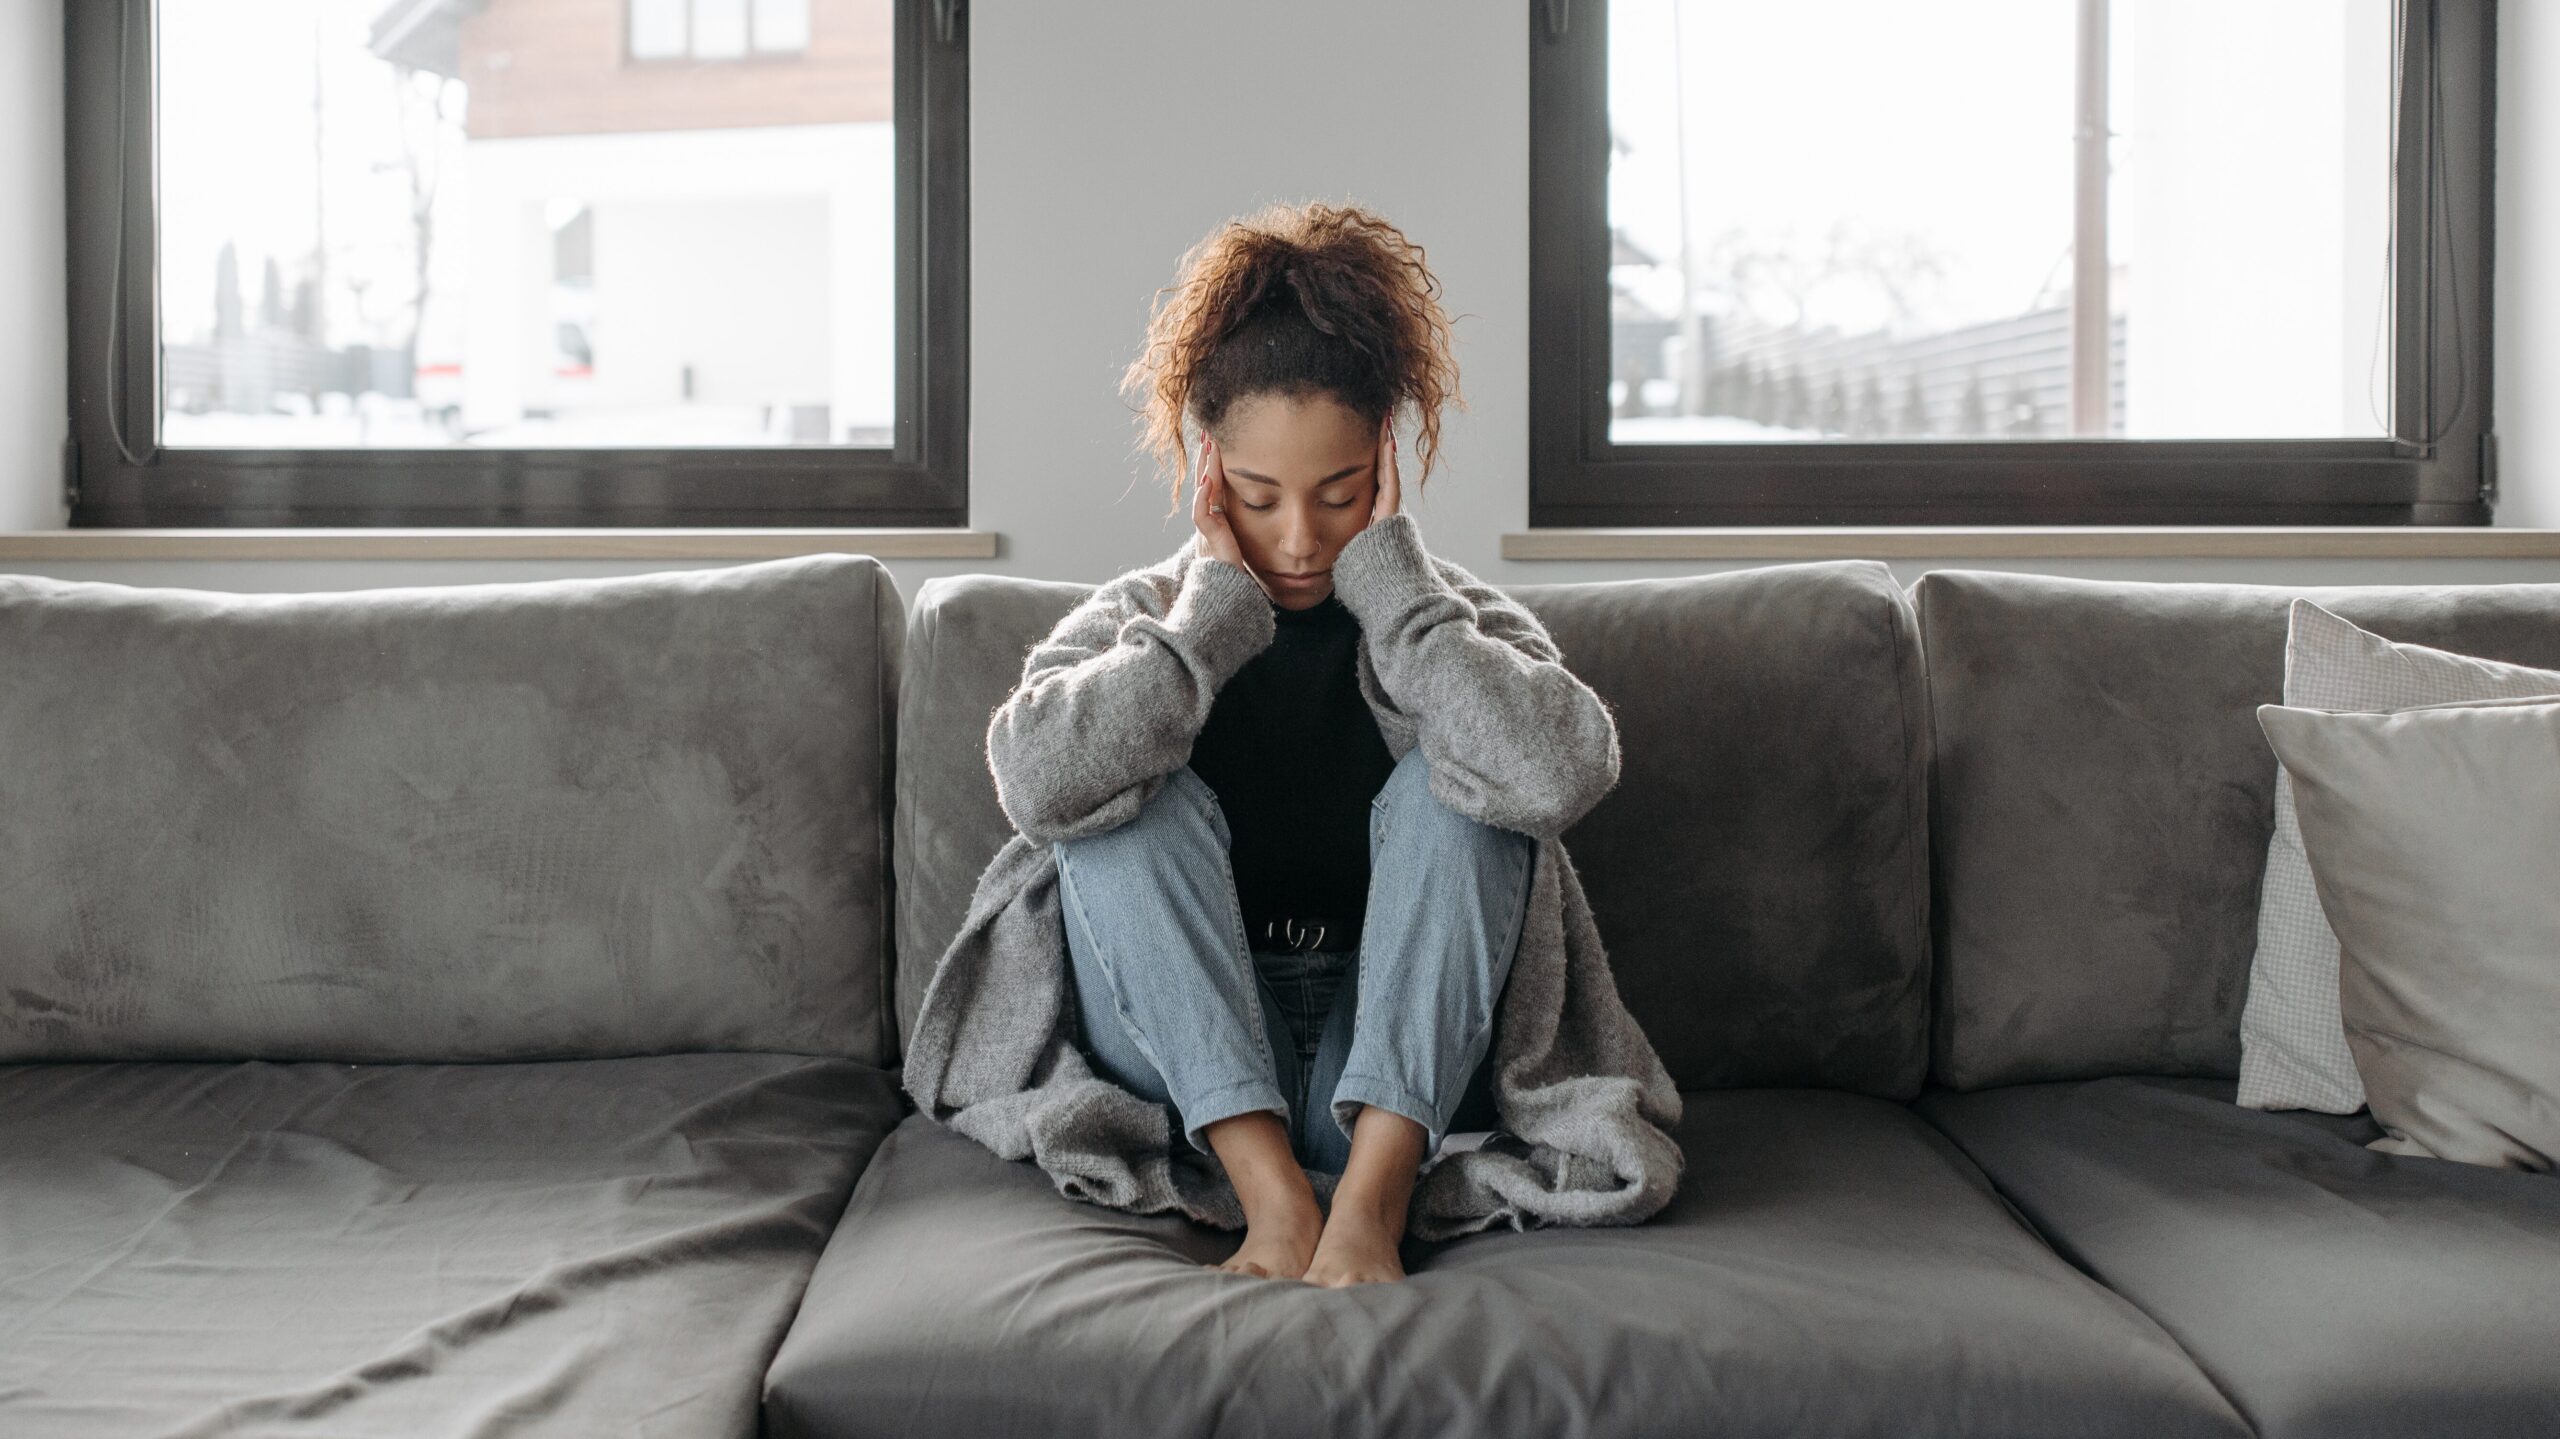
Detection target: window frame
<box><xmin>65</xmin><ymin>0</ymin><xmax>968</xmax><ymax>528</ymax></box>
<box><xmin>1526</xmin><ymin>0</ymin><xmax>2496</xmax><ymax>528</ymax></box>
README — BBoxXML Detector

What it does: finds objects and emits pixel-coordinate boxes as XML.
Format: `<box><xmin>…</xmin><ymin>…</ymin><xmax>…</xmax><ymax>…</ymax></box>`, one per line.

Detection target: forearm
<box><xmin>986</xmin><ymin>555</ymin><xmax>1275</xmax><ymax>845</ymax></box>
<box><xmin>1329</xmin><ymin>513</ymin><xmax>1620</xmax><ymax>839</ymax></box>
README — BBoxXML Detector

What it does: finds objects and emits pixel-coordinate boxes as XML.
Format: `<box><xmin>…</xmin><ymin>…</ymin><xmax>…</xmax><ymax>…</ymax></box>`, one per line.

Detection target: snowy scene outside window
<box><xmin>157</xmin><ymin>0</ymin><xmax>891</xmax><ymax>451</ymax></box>
<box><xmin>1606</xmin><ymin>0</ymin><xmax>2397</xmax><ymax>445</ymax></box>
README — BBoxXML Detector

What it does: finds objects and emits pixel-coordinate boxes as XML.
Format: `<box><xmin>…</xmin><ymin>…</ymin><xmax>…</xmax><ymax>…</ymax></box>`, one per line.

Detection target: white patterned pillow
<box><xmin>2236</xmin><ymin>599</ymin><xmax>2560</xmax><ymax>1112</ymax></box>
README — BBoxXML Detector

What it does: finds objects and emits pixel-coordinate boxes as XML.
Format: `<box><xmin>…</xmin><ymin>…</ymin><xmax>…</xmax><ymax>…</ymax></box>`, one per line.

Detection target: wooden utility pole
<box><xmin>1671</xmin><ymin>0</ymin><xmax>1704</xmax><ymax>417</ymax></box>
<box><xmin>2070</xmin><ymin>0</ymin><xmax>2111</xmax><ymax>436</ymax></box>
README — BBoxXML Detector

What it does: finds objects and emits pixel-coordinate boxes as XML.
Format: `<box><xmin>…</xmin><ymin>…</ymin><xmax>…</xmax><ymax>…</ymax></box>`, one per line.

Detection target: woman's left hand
<box><xmin>1371</xmin><ymin>415</ymin><xmax>1401</xmax><ymax>524</ymax></box>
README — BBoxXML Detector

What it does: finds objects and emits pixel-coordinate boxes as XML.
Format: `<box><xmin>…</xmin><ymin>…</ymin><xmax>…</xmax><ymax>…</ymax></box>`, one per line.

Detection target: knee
<box><xmin>1373</xmin><ymin>745</ymin><xmax>1440</xmax><ymax>830</ymax></box>
<box><xmin>1376</xmin><ymin>747</ymin><xmax>1533</xmax><ymax>858</ymax></box>
<box><xmin>1381</xmin><ymin>742</ymin><xmax>1432</xmax><ymax>796</ymax></box>
<box><xmin>1055</xmin><ymin>764</ymin><xmax>1228</xmax><ymax>869</ymax></box>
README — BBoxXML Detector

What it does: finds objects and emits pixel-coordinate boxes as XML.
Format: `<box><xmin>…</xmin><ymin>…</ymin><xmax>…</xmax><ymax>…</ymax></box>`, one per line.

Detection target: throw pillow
<box><xmin>2255</xmin><ymin>693</ymin><xmax>2560</xmax><ymax>1171</ymax></box>
<box><xmin>2236</xmin><ymin>600</ymin><xmax>2560</xmax><ymax>1113</ymax></box>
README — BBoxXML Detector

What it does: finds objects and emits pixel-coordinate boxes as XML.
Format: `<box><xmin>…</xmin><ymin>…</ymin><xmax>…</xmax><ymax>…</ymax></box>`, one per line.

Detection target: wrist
<box><xmin>1329</xmin><ymin>512</ymin><xmax>1439</xmax><ymax>623</ymax></box>
<box><xmin>1173</xmin><ymin>554</ymin><xmax>1279</xmax><ymax>683</ymax></box>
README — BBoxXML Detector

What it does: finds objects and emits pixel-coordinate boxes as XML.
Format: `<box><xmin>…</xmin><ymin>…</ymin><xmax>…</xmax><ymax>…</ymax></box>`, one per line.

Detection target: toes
<box><xmin>1303</xmin><ymin>1236</ymin><xmax>1399</xmax><ymax>1286</ymax></box>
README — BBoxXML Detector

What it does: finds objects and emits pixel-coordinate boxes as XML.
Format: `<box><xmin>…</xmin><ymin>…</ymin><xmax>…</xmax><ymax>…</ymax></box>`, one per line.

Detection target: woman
<box><xmin>900</xmin><ymin>201</ymin><xmax>1684</xmax><ymax>1288</ymax></box>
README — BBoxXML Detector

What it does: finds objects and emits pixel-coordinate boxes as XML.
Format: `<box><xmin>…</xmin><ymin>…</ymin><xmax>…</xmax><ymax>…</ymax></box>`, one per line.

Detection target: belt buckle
<box><xmin>1268</xmin><ymin>917</ymin><xmax>1328</xmax><ymax>953</ymax></box>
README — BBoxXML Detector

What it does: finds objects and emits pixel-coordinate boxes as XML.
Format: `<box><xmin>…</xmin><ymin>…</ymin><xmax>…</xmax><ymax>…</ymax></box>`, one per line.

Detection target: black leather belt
<box><xmin>1253</xmin><ymin>915</ymin><xmax>1361</xmax><ymax>953</ymax></box>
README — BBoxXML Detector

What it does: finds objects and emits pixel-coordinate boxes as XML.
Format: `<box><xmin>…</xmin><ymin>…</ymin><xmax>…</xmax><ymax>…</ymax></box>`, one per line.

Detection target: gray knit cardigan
<box><xmin>899</xmin><ymin>510</ymin><xmax>1685</xmax><ymax>1241</ymax></box>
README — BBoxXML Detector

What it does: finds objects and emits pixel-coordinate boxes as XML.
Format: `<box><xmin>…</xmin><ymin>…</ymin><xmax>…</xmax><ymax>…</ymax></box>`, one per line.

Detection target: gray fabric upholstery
<box><xmin>0</xmin><ymin>555</ymin><xmax>903</xmax><ymax>1065</ymax></box>
<box><xmin>1915</xmin><ymin>1076</ymin><xmax>2560</xmax><ymax>1439</ymax></box>
<box><xmin>1916</xmin><ymin>570</ymin><xmax>2560</xmax><ymax>1090</ymax></box>
<box><xmin>894</xmin><ymin>559</ymin><xmax>1931</xmax><ymax>1096</ymax></box>
<box><xmin>889</xmin><ymin>573</ymin><xmax>1092</xmax><ymax>1070</ymax></box>
<box><xmin>765</xmin><ymin>1090</ymin><xmax>2247</xmax><ymax>1439</ymax></box>
<box><xmin>0</xmin><ymin>1052</ymin><xmax>906</xmax><ymax>1438</ymax></box>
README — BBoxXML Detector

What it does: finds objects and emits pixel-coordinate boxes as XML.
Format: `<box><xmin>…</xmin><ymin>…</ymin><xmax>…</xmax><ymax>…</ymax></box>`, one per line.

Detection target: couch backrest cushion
<box><xmin>0</xmin><ymin>554</ymin><xmax>902</xmax><ymax>1065</ymax></box>
<box><xmin>1916</xmin><ymin>569</ymin><xmax>2560</xmax><ymax>1091</ymax></box>
<box><xmin>890</xmin><ymin>572</ymin><xmax>1089</xmax><ymax>1070</ymax></box>
<box><xmin>894</xmin><ymin>558</ymin><xmax>1933</xmax><ymax>1098</ymax></box>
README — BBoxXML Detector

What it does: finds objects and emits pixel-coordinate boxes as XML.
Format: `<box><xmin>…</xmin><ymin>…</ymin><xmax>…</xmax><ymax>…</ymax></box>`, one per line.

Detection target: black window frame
<box><xmin>65</xmin><ymin>0</ymin><xmax>969</xmax><ymax>528</ymax></box>
<box><xmin>1527</xmin><ymin>0</ymin><xmax>2496</xmax><ymax>528</ymax></box>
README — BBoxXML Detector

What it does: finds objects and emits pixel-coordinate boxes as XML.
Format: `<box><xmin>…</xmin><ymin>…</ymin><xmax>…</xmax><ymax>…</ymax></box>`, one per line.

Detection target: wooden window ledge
<box><xmin>1503</xmin><ymin>528</ymin><xmax>2560</xmax><ymax>561</ymax></box>
<box><xmin>0</xmin><ymin>529</ymin><xmax>1000</xmax><ymax>561</ymax></box>
<box><xmin>9</xmin><ymin>527</ymin><xmax>2556</xmax><ymax>564</ymax></box>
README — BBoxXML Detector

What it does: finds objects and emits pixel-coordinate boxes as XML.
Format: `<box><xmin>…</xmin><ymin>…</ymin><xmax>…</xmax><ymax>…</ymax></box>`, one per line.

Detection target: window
<box><xmin>631</xmin><ymin>0</ymin><xmax>810</xmax><ymax>60</ymax></box>
<box><xmin>67</xmin><ymin>0</ymin><xmax>967</xmax><ymax>527</ymax></box>
<box><xmin>1529</xmin><ymin>0</ymin><xmax>2494</xmax><ymax>526</ymax></box>
<box><xmin>631</xmin><ymin>0</ymin><xmax>691</xmax><ymax>58</ymax></box>
<box><xmin>753</xmin><ymin>0</ymin><xmax>815</xmax><ymax>54</ymax></box>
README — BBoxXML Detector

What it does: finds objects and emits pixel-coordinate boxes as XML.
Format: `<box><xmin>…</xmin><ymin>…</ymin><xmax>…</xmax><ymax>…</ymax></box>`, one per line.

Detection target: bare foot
<box><xmin>1304</xmin><ymin>1195</ymin><xmax>1407</xmax><ymax>1287</ymax></box>
<box><xmin>1304</xmin><ymin>1102</ymin><xmax>1426</xmax><ymax>1287</ymax></box>
<box><xmin>1204</xmin><ymin>1110</ymin><xmax>1324</xmax><ymax>1279</ymax></box>
<box><xmin>1214</xmin><ymin>1194</ymin><xmax>1324</xmax><ymax>1279</ymax></box>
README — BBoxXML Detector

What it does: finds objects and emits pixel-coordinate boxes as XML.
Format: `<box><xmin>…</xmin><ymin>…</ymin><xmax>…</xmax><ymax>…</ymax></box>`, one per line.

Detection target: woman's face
<box><xmin>1209</xmin><ymin>391</ymin><xmax>1378</xmax><ymax>611</ymax></box>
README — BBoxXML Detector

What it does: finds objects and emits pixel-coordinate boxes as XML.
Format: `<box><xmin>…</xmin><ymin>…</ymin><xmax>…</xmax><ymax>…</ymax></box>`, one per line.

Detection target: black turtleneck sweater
<box><xmin>1185</xmin><ymin>590</ymin><xmax>1397</xmax><ymax>952</ymax></box>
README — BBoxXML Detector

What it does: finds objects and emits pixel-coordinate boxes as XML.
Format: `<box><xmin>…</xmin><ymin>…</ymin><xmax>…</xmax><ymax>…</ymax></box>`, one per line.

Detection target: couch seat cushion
<box><xmin>1916</xmin><ymin>1076</ymin><xmax>2560</xmax><ymax>1439</ymax></box>
<box><xmin>0</xmin><ymin>1052</ymin><xmax>905</xmax><ymax>1437</ymax></box>
<box><xmin>763</xmin><ymin>1091</ymin><xmax>2247</xmax><ymax>1439</ymax></box>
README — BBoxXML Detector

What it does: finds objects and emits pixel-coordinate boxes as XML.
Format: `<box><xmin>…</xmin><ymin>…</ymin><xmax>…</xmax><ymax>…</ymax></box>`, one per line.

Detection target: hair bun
<box><xmin>1122</xmin><ymin>200</ymin><xmax>1461</xmax><ymax>519</ymax></box>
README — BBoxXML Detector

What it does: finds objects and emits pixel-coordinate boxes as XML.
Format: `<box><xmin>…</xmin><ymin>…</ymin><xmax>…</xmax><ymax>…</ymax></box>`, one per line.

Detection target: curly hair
<box><xmin>1121</xmin><ymin>200</ymin><xmax>1465</xmax><ymax>516</ymax></box>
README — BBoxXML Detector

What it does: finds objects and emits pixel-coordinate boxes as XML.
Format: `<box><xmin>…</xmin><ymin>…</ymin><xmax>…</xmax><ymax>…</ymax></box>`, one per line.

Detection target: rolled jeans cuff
<box><xmin>1175</xmin><ymin>1076</ymin><xmax>1292</xmax><ymax>1157</ymax></box>
<box><xmin>1330</xmin><ymin>1070</ymin><xmax>1454</xmax><ymax>1157</ymax></box>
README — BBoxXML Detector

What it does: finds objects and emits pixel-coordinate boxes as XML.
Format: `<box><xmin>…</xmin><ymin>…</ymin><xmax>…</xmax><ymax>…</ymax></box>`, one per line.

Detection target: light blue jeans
<box><xmin>1054</xmin><ymin>745</ymin><xmax>1537</xmax><ymax>1175</ymax></box>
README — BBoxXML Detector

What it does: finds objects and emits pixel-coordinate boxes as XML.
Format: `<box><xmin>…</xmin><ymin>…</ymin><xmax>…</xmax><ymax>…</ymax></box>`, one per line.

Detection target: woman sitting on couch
<box><xmin>900</xmin><ymin>200</ymin><xmax>1684</xmax><ymax>1288</ymax></box>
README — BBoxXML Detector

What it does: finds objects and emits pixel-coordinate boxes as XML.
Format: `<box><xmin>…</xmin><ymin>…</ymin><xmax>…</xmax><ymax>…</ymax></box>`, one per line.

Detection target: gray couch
<box><xmin>4</xmin><ymin>554</ymin><xmax>2556</xmax><ymax>1438</ymax></box>
<box><xmin>0</xmin><ymin>558</ymin><xmax>910</xmax><ymax>1436</ymax></box>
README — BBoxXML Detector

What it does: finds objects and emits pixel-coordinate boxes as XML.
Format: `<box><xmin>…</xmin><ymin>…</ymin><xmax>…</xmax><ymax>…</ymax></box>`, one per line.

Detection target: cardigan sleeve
<box><xmin>984</xmin><ymin>551</ymin><xmax>1277</xmax><ymax>847</ymax></box>
<box><xmin>1327</xmin><ymin>512</ymin><xmax>1621</xmax><ymax>841</ymax></box>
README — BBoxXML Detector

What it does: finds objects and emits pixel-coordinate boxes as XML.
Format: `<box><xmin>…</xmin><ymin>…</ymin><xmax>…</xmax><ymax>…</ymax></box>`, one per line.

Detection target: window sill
<box><xmin>0</xmin><ymin>528</ymin><xmax>1000</xmax><ymax>562</ymax></box>
<box><xmin>1503</xmin><ymin>527</ymin><xmax>2560</xmax><ymax>561</ymax></box>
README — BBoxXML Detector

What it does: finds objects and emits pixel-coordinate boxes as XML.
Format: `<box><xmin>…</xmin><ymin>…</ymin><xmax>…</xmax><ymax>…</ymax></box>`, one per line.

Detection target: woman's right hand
<box><xmin>1191</xmin><ymin>434</ymin><xmax>1268</xmax><ymax>597</ymax></box>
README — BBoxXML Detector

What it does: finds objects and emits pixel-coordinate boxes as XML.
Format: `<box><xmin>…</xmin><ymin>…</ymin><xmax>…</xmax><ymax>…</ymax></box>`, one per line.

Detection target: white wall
<box><xmin>2497</xmin><ymin>0</ymin><xmax>2558</xmax><ymax>528</ymax></box>
<box><xmin>1</xmin><ymin>3</ymin><xmax>65</xmax><ymax>532</ymax></box>
<box><xmin>967</xmin><ymin>0</ymin><xmax>1529</xmax><ymax>589</ymax></box>
<box><xmin>3</xmin><ymin>0</ymin><xmax>2555</xmax><ymax>593</ymax></box>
